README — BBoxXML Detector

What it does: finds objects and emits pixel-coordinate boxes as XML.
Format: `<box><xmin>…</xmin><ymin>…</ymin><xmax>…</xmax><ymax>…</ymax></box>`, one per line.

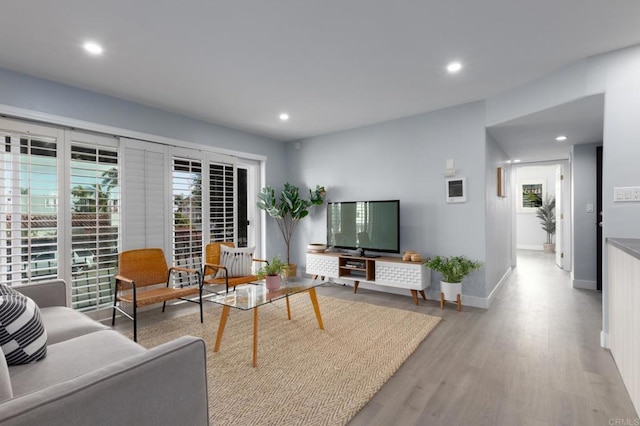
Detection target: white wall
<box><xmin>285</xmin><ymin>101</ymin><xmax>489</xmax><ymax>301</ymax></box>
<box><xmin>515</xmin><ymin>164</ymin><xmax>558</xmax><ymax>250</ymax></box>
<box><xmin>484</xmin><ymin>132</ymin><xmax>512</xmax><ymax>302</ymax></box>
<box><xmin>572</xmin><ymin>143</ymin><xmax>600</xmax><ymax>288</ymax></box>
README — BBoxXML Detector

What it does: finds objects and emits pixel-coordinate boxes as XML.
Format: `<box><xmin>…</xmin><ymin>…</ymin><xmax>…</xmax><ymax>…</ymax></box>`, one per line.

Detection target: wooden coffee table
<box><xmin>208</xmin><ymin>277</ymin><xmax>326</xmax><ymax>367</ymax></box>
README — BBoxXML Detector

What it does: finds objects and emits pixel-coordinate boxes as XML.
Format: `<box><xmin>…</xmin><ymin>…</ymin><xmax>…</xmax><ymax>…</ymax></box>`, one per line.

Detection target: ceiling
<box><xmin>487</xmin><ymin>94</ymin><xmax>605</xmax><ymax>163</ymax></box>
<box><xmin>0</xmin><ymin>1</ymin><xmax>638</xmax><ymax>156</ymax></box>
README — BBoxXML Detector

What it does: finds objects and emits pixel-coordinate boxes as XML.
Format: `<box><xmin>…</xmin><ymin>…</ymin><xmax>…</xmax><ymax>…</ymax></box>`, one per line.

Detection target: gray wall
<box><xmin>572</xmin><ymin>143</ymin><xmax>600</xmax><ymax>287</ymax></box>
<box><xmin>484</xmin><ymin>132</ymin><xmax>512</xmax><ymax>299</ymax></box>
<box><xmin>285</xmin><ymin>101</ymin><xmax>488</xmax><ymax>301</ymax></box>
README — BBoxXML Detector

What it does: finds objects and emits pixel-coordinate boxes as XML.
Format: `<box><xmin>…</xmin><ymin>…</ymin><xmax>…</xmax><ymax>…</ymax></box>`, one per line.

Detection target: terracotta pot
<box><xmin>440</xmin><ymin>280</ymin><xmax>462</xmax><ymax>302</ymax></box>
<box><xmin>265</xmin><ymin>275</ymin><xmax>281</xmax><ymax>291</ymax></box>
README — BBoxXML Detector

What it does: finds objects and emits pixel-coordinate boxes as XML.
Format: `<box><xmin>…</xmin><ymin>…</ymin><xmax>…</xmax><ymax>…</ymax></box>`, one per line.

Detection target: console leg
<box><xmin>440</xmin><ymin>292</ymin><xmax>445</xmax><ymax>309</ymax></box>
<box><xmin>353</xmin><ymin>281</ymin><xmax>359</xmax><ymax>293</ymax></box>
<box><xmin>457</xmin><ymin>294</ymin><xmax>462</xmax><ymax>311</ymax></box>
<box><xmin>411</xmin><ymin>289</ymin><xmax>419</xmax><ymax>305</ymax></box>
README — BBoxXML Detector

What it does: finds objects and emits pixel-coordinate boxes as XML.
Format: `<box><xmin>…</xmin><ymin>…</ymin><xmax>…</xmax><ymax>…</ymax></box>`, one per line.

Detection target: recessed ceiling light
<box><xmin>279</xmin><ymin>113</ymin><xmax>289</xmax><ymax>121</ymax></box>
<box><xmin>83</xmin><ymin>41</ymin><xmax>103</xmax><ymax>55</ymax></box>
<box><xmin>446</xmin><ymin>61</ymin><xmax>462</xmax><ymax>74</ymax></box>
<box><xmin>513</xmin><ymin>159</ymin><xmax>522</xmax><ymax>163</ymax></box>
<box><xmin>555</xmin><ymin>135</ymin><xmax>567</xmax><ymax>142</ymax></box>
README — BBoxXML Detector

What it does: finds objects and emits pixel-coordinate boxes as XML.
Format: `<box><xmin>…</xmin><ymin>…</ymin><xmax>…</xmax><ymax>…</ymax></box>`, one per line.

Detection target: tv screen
<box><xmin>327</xmin><ymin>200</ymin><xmax>400</xmax><ymax>254</ymax></box>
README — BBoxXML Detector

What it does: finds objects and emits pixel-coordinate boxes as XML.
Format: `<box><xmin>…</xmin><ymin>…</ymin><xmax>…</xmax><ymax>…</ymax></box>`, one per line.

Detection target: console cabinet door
<box><xmin>375</xmin><ymin>261</ymin><xmax>429</xmax><ymax>290</ymax></box>
<box><xmin>306</xmin><ymin>253</ymin><xmax>339</xmax><ymax>278</ymax></box>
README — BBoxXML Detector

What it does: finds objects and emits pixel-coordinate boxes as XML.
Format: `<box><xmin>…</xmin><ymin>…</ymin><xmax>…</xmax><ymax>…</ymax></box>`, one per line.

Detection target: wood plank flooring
<box><xmin>112</xmin><ymin>250</ymin><xmax>639</xmax><ymax>425</ymax></box>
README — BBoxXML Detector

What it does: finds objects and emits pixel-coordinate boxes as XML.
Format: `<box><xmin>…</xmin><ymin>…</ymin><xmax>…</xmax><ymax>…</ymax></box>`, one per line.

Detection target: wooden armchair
<box><xmin>202</xmin><ymin>242</ymin><xmax>267</xmax><ymax>293</ymax></box>
<box><xmin>112</xmin><ymin>248</ymin><xmax>202</xmax><ymax>342</ymax></box>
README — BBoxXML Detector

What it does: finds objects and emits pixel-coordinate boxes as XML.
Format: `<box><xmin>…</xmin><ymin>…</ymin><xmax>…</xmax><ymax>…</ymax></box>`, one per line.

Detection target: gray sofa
<box><xmin>0</xmin><ymin>280</ymin><xmax>209</xmax><ymax>425</ymax></box>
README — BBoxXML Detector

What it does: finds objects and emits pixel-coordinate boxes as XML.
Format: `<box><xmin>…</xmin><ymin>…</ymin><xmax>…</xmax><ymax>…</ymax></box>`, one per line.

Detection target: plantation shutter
<box><xmin>0</xmin><ymin>119</ymin><xmax>61</xmax><ymax>285</ymax></box>
<box><xmin>172</xmin><ymin>155</ymin><xmax>202</xmax><ymax>285</ymax></box>
<box><xmin>69</xmin><ymin>131</ymin><xmax>120</xmax><ymax>311</ymax></box>
<box><xmin>121</xmin><ymin>139</ymin><xmax>167</xmax><ymax>252</ymax></box>
<box><xmin>209</xmin><ymin>162</ymin><xmax>235</xmax><ymax>243</ymax></box>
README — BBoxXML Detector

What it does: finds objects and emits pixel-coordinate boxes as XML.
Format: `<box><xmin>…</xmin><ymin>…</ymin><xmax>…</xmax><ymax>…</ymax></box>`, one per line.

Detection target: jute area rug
<box><xmin>134</xmin><ymin>294</ymin><xmax>441</xmax><ymax>425</ymax></box>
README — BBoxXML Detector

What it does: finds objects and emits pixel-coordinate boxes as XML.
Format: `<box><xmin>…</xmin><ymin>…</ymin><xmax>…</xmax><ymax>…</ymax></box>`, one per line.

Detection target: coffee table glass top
<box><xmin>208</xmin><ymin>277</ymin><xmax>326</xmax><ymax>310</ymax></box>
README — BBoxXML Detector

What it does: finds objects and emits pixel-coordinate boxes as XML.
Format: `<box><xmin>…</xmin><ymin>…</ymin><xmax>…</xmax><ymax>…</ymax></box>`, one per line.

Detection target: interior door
<box><xmin>555</xmin><ymin>165</ymin><xmax>563</xmax><ymax>268</ymax></box>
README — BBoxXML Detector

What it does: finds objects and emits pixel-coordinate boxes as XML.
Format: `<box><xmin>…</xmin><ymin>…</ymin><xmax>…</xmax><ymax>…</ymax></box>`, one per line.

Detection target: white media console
<box><xmin>306</xmin><ymin>252</ymin><xmax>431</xmax><ymax>305</ymax></box>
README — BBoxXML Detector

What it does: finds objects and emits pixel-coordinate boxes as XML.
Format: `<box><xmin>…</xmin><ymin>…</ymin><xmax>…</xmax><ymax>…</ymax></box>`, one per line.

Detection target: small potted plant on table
<box><xmin>256</xmin><ymin>256</ymin><xmax>288</xmax><ymax>291</ymax></box>
<box><xmin>423</xmin><ymin>255</ymin><xmax>482</xmax><ymax>311</ymax></box>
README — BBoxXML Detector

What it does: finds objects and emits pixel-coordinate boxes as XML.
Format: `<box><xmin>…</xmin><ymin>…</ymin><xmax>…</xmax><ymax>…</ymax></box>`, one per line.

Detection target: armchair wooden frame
<box><xmin>201</xmin><ymin>242</ymin><xmax>267</xmax><ymax>293</ymax></box>
<box><xmin>112</xmin><ymin>248</ymin><xmax>203</xmax><ymax>342</ymax></box>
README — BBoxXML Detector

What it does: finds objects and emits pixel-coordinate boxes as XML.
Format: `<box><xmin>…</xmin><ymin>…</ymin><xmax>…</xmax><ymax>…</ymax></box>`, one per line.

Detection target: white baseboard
<box><xmin>573</xmin><ymin>279</ymin><xmax>597</xmax><ymax>290</ymax></box>
<box><xmin>517</xmin><ymin>244</ymin><xmax>543</xmax><ymax>251</ymax></box>
<box><xmin>329</xmin><ymin>268</ymin><xmax>513</xmax><ymax>311</ymax></box>
<box><xmin>601</xmin><ymin>330</ymin><xmax>609</xmax><ymax>348</ymax></box>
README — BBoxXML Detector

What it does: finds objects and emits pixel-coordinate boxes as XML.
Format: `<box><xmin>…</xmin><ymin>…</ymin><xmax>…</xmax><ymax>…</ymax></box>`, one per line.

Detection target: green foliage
<box><xmin>256</xmin><ymin>183</ymin><xmax>326</xmax><ymax>264</ymax></box>
<box><xmin>536</xmin><ymin>196</ymin><xmax>556</xmax><ymax>244</ymax></box>
<box><xmin>256</xmin><ymin>256</ymin><xmax>288</xmax><ymax>279</ymax></box>
<box><xmin>423</xmin><ymin>255</ymin><xmax>482</xmax><ymax>283</ymax></box>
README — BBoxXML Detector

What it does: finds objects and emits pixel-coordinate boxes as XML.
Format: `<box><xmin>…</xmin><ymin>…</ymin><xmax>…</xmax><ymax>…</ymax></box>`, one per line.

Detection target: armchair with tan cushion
<box><xmin>202</xmin><ymin>242</ymin><xmax>267</xmax><ymax>293</ymax></box>
<box><xmin>112</xmin><ymin>248</ymin><xmax>202</xmax><ymax>342</ymax></box>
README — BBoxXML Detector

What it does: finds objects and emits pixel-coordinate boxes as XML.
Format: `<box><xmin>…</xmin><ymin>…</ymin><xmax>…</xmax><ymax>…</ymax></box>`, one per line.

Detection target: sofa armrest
<box><xmin>12</xmin><ymin>280</ymin><xmax>68</xmax><ymax>308</ymax></box>
<box><xmin>0</xmin><ymin>336</ymin><xmax>209</xmax><ymax>426</ymax></box>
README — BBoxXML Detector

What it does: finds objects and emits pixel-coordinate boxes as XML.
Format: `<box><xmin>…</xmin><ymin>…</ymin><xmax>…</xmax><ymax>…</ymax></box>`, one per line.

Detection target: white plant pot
<box><xmin>440</xmin><ymin>280</ymin><xmax>462</xmax><ymax>302</ymax></box>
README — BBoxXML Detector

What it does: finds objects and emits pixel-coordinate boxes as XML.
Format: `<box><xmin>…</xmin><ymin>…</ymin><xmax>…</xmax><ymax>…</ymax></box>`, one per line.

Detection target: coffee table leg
<box><xmin>253</xmin><ymin>307</ymin><xmax>259</xmax><ymax>367</ymax></box>
<box><xmin>308</xmin><ymin>287</ymin><xmax>324</xmax><ymax>330</ymax></box>
<box><xmin>286</xmin><ymin>295</ymin><xmax>292</xmax><ymax>320</ymax></box>
<box><xmin>214</xmin><ymin>305</ymin><xmax>230</xmax><ymax>352</ymax></box>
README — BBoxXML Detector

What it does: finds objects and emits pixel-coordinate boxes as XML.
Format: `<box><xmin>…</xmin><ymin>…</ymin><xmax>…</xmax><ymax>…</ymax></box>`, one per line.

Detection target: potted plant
<box><xmin>256</xmin><ymin>256</ymin><xmax>288</xmax><ymax>290</ymax></box>
<box><xmin>257</xmin><ymin>182</ymin><xmax>326</xmax><ymax>277</ymax></box>
<box><xmin>536</xmin><ymin>195</ymin><xmax>556</xmax><ymax>253</ymax></box>
<box><xmin>423</xmin><ymin>255</ymin><xmax>482</xmax><ymax>310</ymax></box>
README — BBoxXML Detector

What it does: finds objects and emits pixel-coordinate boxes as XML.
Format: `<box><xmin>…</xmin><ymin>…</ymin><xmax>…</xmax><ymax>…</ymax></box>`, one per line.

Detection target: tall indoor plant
<box><xmin>536</xmin><ymin>195</ymin><xmax>556</xmax><ymax>253</ymax></box>
<box><xmin>423</xmin><ymin>255</ymin><xmax>482</xmax><ymax>310</ymax></box>
<box><xmin>257</xmin><ymin>183</ymin><xmax>325</xmax><ymax>276</ymax></box>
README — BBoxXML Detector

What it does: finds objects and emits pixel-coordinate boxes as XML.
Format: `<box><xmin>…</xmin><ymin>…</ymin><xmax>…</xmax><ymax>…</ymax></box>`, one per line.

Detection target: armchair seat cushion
<box><xmin>117</xmin><ymin>285</ymin><xmax>200</xmax><ymax>307</ymax></box>
<box><xmin>203</xmin><ymin>275</ymin><xmax>259</xmax><ymax>287</ymax></box>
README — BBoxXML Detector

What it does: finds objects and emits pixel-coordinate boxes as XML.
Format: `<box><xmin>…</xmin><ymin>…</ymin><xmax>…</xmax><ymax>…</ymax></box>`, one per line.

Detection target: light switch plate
<box><xmin>614</xmin><ymin>186</ymin><xmax>640</xmax><ymax>202</ymax></box>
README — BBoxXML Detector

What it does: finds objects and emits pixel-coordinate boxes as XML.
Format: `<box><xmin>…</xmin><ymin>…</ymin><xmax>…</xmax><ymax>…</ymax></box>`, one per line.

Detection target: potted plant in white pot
<box><xmin>257</xmin><ymin>182</ymin><xmax>326</xmax><ymax>278</ymax></box>
<box><xmin>536</xmin><ymin>195</ymin><xmax>556</xmax><ymax>253</ymax></box>
<box><xmin>423</xmin><ymin>255</ymin><xmax>482</xmax><ymax>310</ymax></box>
<box><xmin>256</xmin><ymin>256</ymin><xmax>288</xmax><ymax>291</ymax></box>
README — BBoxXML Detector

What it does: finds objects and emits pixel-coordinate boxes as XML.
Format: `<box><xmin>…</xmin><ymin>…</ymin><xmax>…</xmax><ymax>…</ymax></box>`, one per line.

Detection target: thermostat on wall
<box><xmin>446</xmin><ymin>177</ymin><xmax>467</xmax><ymax>203</ymax></box>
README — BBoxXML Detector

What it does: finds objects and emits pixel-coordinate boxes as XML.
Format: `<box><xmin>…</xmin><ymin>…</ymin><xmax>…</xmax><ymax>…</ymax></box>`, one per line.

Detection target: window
<box><xmin>172</xmin><ymin>157</ymin><xmax>202</xmax><ymax>285</ymax></box>
<box><xmin>209</xmin><ymin>163</ymin><xmax>235</xmax><ymax>243</ymax></box>
<box><xmin>70</xmin><ymin>141</ymin><xmax>120</xmax><ymax>311</ymax></box>
<box><xmin>0</xmin><ymin>127</ymin><xmax>59</xmax><ymax>285</ymax></box>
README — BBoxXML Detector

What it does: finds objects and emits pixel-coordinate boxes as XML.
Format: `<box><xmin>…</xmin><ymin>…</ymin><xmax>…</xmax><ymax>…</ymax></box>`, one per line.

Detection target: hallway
<box><xmin>341</xmin><ymin>250</ymin><xmax>637</xmax><ymax>425</ymax></box>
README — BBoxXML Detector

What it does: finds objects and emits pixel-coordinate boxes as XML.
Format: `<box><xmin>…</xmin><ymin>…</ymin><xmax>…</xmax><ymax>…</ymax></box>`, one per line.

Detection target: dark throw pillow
<box><xmin>0</xmin><ymin>284</ymin><xmax>47</xmax><ymax>365</ymax></box>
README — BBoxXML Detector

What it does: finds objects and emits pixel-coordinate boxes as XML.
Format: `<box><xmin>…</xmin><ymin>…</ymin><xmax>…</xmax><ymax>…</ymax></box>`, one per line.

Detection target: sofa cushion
<box><xmin>0</xmin><ymin>352</ymin><xmax>12</xmax><ymax>402</ymax></box>
<box><xmin>0</xmin><ymin>284</ymin><xmax>47</xmax><ymax>365</ymax></box>
<box><xmin>39</xmin><ymin>306</ymin><xmax>109</xmax><ymax>345</ymax></box>
<box><xmin>8</xmin><ymin>330</ymin><xmax>146</xmax><ymax>397</ymax></box>
<box><xmin>215</xmin><ymin>245</ymin><xmax>255</xmax><ymax>278</ymax></box>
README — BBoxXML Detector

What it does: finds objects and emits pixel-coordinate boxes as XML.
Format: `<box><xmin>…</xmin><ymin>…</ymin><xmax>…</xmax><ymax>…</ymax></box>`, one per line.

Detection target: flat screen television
<box><xmin>327</xmin><ymin>200</ymin><xmax>400</xmax><ymax>255</ymax></box>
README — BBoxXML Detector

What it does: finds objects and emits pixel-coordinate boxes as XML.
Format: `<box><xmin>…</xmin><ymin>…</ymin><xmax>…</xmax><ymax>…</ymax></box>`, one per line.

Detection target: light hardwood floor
<box><xmin>113</xmin><ymin>250</ymin><xmax>638</xmax><ymax>425</ymax></box>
